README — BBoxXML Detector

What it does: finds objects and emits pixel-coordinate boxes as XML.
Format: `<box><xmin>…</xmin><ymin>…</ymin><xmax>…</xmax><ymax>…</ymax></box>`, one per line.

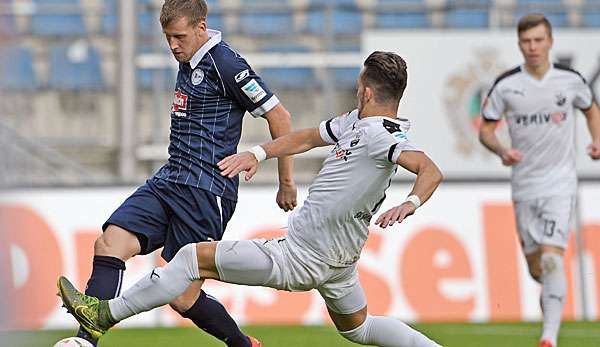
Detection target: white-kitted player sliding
<box><xmin>58</xmin><ymin>51</ymin><xmax>444</xmax><ymax>347</ymax></box>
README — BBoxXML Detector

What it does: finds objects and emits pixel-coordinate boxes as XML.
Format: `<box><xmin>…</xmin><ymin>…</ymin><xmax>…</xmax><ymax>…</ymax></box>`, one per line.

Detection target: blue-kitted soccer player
<box><xmin>75</xmin><ymin>1</ymin><xmax>296</xmax><ymax>346</ymax></box>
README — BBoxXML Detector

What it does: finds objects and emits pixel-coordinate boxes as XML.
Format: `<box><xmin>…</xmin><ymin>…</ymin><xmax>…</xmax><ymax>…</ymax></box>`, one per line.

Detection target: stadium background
<box><xmin>1</xmin><ymin>0</ymin><xmax>600</xmax><ymax>345</ymax></box>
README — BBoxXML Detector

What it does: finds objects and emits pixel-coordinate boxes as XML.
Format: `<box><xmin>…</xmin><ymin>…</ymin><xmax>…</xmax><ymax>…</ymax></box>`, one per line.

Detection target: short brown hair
<box><xmin>362</xmin><ymin>51</ymin><xmax>408</xmax><ymax>104</ymax></box>
<box><xmin>517</xmin><ymin>13</ymin><xmax>552</xmax><ymax>37</ymax></box>
<box><xmin>160</xmin><ymin>0</ymin><xmax>208</xmax><ymax>28</ymax></box>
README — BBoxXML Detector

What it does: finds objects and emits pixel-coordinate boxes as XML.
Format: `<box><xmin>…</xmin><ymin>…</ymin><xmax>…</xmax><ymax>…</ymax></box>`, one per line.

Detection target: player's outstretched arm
<box><xmin>263</xmin><ymin>104</ymin><xmax>298</xmax><ymax>211</ymax></box>
<box><xmin>375</xmin><ymin>151</ymin><xmax>443</xmax><ymax>228</ymax></box>
<box><xmin>218</xmin><ymin>127</ymin><xmax>328</xmax><ymax>180</ymax></box>
<box><xmin>583</xmin><ymin>102</ymin><xmax>600</xmax><ymax>160</ymax></box>
<box><xmin>479</xmin><ymin>118</ymin><xmax>522</xmax><ymax>166</ymax></box>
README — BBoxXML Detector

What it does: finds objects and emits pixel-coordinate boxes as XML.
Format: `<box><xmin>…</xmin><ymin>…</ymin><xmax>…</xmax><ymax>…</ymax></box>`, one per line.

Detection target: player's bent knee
<box><xmin>169</xmin><ymin>289</ymin><xmax>201</xmax><ymax>314</ymax></box>
<box><xmin>525</xmin><ymin>257</ymin><xmax>542</xmax><ymax>282</ymax></box>
<box><xmin>339</xmin><ymin>315</ymin><xmax>372</xmax><ymax>345</ymax></box>
<box><xmin>168</xmin><ymin>297</ymin><xmax>193</xmax><ymax>314</ymax></box>
<box><xmin>195</xmin><ymin>242</ymin><xmax>219</xmax><ymax>278</ymax></box>
<box><xmin>168</xmin><ymin>299</ymin><xmax>185</xmax><ymax>313</ymax></box>
<box><xmin>541</xmin><ymin>252</ymin><xmax>563</xmax><ymax>276</ymax></box>
<box><xmin>169</xmin><ymin>281</ymin><xmax>203</xmax><ymax>313</ymax></box>
<box><xmin>94</xmin><ymin>235</ymin><xmax>121</xmax><ymax>257</ymax></box>
<box><xmin>528</xmin><ymin>266</ymin><xmax>542</xmax><ymax>283</ymax></box>
<box><xmin>95</xmin><ymin>225</ymin><xmax>141</xmax><ymax>259</ymax></box>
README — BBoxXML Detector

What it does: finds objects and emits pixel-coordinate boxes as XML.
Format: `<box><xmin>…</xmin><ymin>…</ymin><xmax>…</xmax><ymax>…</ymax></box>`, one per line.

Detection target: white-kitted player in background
<box><xmin>479</xmin><ymin>13</ymin><xmax>600</xmax><ymax>347</ymax></box>
<box><xmin>58</xmin><ymin>51</ymin><xmax>444</xmax><ymax>347</ymax></box>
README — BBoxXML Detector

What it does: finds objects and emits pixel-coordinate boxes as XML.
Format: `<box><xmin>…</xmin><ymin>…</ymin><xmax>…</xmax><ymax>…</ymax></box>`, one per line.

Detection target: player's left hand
<box><xmin>276</xmin><ymin>181</ymin><xmax>297</xmax><ymax>211</ymax></box>
<box><xmin>374</xmin><ymin>202</ymin><xmax>417</xmax><ymax>229</ymax></box>
<box><xmin>587</xmin><ymin>142</ymin><xmax>600</xmax><ymax>160</ymax></box>
<box><xmin>218</xmin><ymin>152</ymin><xmax>259</xmax><ymax>181</ymax></box>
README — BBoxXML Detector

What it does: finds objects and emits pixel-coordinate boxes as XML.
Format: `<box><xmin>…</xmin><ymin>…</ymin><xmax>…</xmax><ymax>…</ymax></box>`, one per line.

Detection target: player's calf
<box><xmin>540</xmin><ymin>251</ymin><xmax>566</xmax><ymax>346</ymax></box>
<box><xmin>338</xmin><ymin>315</ymin><xmax>441</xmax><ymax>347</ymax></box>
<box><xmin>525</xmin><ymin>250</ymin><xmax>543</xmax><ymax>283</ymax></box>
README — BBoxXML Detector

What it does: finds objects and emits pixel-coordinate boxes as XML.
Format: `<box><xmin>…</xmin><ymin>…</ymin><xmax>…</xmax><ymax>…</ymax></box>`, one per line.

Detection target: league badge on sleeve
<box><xmin>191</xmin><ymin>68</ymin><xmax>204</xmax><ymax>85</ymax></box>
<box><xmin>242</xmin><ymin>79</ymin><xmax>267</xmax><ymax>103</ymax></box>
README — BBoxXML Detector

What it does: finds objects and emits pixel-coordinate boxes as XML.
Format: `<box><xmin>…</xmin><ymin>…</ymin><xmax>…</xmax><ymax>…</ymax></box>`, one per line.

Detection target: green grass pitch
<box><xmin>3</xmin><ymin>322</ymin><xmax>600</xmax><ymax>346</ymax></box>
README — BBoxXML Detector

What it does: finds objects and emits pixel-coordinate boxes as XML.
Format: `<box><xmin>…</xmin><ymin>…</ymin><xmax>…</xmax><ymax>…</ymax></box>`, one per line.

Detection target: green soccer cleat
<box><xmin>57</xmin><ymin>276</ymin><xmax>117</xmax><ymax>340</ymax></box>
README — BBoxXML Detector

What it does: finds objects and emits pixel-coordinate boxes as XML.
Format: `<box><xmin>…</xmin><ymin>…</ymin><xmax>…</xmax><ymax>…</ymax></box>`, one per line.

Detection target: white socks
<box><xmin>339</xmin><ymin>315</ymin><xmax>441</xmax><ymax>347</ymax></box>
<box><xmin>108</xmin><ymin>243</ymin><xmax>200</xmax><ymax>321</ymax></box>
<box><xmin>540</xmin><ymin>252</ymin><xmax>565</xmax><ymax>346</ymax></box>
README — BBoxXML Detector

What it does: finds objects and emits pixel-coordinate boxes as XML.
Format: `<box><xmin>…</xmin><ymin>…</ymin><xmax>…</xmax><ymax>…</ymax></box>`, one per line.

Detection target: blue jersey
<box><xmin>154</xmin><ymin>30</ymin><xmax>279</xmax><ymax>201</ymax></box>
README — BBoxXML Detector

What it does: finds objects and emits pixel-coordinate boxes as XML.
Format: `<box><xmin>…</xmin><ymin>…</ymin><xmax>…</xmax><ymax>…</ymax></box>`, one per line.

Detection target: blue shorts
<box><xmin>103</xmin><ymin>177</ymin><xmax>236</xmax><ymax>261</ymax></box>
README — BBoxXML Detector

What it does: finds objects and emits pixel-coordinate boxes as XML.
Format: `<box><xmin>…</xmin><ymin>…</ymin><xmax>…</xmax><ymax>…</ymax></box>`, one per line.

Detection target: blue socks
<box><xmin>77</xmin><ymin>256</ymin><xmax>126</xmax><ymax>345</ymax></box>
<box><xmin>182</xmin><ymin>290</ymin><xmax>251</xmax><ymax>347</ymax></box>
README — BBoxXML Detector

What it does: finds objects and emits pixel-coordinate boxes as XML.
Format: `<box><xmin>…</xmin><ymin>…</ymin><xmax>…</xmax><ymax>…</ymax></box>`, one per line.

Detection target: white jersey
<box><xmin>287</xmin><ymin>110</ymin><xmax>419</xmax><ymax>267</ymax></box>
<box><xmin>482</xmin><ymin>64</ymin><xmax>594</xmax><ymax>201</ymax></box>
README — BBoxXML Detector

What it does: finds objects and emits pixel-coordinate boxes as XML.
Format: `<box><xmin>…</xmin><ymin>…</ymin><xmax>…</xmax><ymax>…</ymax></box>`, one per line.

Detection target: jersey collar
<box><xmin>359</xmin><ymin>115</ymin><xmax>411</xmax><ymax>133</ymax></box>
<box><xmin>189</xmin><ymin>29</ymin><xmax>222</xmax><ymax>69</ymax></box>
<box><xmin>521</xmin><ymin>63</ymin><xmax>554</xmax><ymax>85</ymax></box>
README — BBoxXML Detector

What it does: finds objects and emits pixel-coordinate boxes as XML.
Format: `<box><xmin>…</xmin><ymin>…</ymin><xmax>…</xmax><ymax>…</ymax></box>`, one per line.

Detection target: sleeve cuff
<box><xmin>389</xmin><ymin>143</ymin><xmax>423</xmax><ymax>163</ymax></box>
<box><xmin>579</xmin><ymin>99</ymin><xmax>596</xmax><ymax>112</ymax></box>
<box><xmin>481</xmin><ymin>112</ymin><xmax>501</xmax><ymax>122</ymax></box>
<box><xmin>319</xmin><ymin>120</ymin><xmax>337</xmax><ymax>144</ymax></box>
<box><xmin>250</xmin><ymin>95</ymin><xmax>280</xmax><ymax>118</ymax></box>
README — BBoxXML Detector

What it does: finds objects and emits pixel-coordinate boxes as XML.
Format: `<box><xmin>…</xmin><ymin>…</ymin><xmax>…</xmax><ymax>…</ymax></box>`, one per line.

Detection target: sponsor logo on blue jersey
<box><xmin>235</xmin><ymin>69</ymin><xmax>249</xmax><ymax>83</ymax></box>
<box><xmin>172</xmin><ymin>89</ymin><xmax>188</xmax><ymax>112</ymax></box>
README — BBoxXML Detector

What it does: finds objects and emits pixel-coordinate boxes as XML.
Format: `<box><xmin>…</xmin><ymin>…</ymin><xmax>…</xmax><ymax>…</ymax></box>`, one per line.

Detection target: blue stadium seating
<box><xmin>138</xmin><ymin>67</ymin><xmax>174</xmax><ymax>90</ymax></box>
<box><xmin>445</xmin><ymin>9</ymin><xmax>489</xmax><ymax>28</ymax></box>
<box><xmin>259</xmin><ymin>67</ymin><xmax>320</xmax><ymax>89</ymax></box>
<box><xmin>374</xmin><ymin>0</ymin><xmax>430</xmax><ymax>28</ymax></box>
<box><xmin>378</xmin><ymin>0</ymin><xmax>423</xmax><ymax>2</ymax></box>
<box><xmin>207</xmin><ymin>13</ymin><xmax>225</xmax><ymax>32</ymax></box>
<box><xmin>240</xmin><ymin>0</ymin><xmax>288</xmax><ymax>3</ymax></box>
<box><xmin>48</xmin><ymin>43</ymin><xmax>105</xmax><ymax>91</ymax></box>
<box><xmin>582</xmin><ymin>0</ymin><xmax>600</xmax><ymax>27</ymax></box>
<box><xmin>0</xmin><ymin>14</ymin><xmax>17</xmax><ymax>35</ymax></box>
<box><xmin>137</xmin><ymin>46</ymin><xmax>175</xmax><ymax>90</ymax></box>
<box><xmin>101</xmin><ymin>0</ymin><xmax>117</xmax><ymax>34</ymax></box>
<box><xmin>103</xmin><ymin>0</ymin><xmax>159</xmax><ymax>36</ymax></box>
<box><xmin>0</xmin><ymin>46</ymin><xmax>37</xmax><ymax>91</ymax></box>
<box><xmin>31</xmin><ymin>0</ymin><xmax>86</xmax><ymax>36</ymax></box>
<box><xmin>330</xmin><ymin>41</ymin><xmax>361</xmax><ymax>52</ymax></box>
<box><xmin>261</xmin><ymin>43</ymin><xmax>310</xmax><ymax>53</ymax></box>
<box><xmin>310</xmin><ymin>0</ymin><xmax>357</xmax><ymax>5</ymax></box>
<box><xmin>239</xmin><ymin>11</ymin><xmax>293</xmax><ymax>36</ymax></box>
<box><xmin>306</xmin><ymin>9</ymin><xmax>363</xmax><ymax>35</ymax></box>
<box><xmin>444</xmin><ymin>0</ymin><xmax>490</xmax><ymax>28</ymax></box>
<box><xmin>259</xmin><ymin>44</ymin><xmax>319</xmax><ymax>89</ymax></box>
<box><xmin>583</xmin><ymin>12</ymin><xmax>600</xmax><ymax>27</ymax></box>
<box><xmin>331</xmin><ymin>67</ymin><xmax>359</xmax><ymax>89</ymax></box>
<box><xmin>375</xmin><ymin>12</ymin><xmax>429</xmax><ymax>28</ymax></box>
<box><xmin>0</xmin><ymin>0</ymin><xmax>17</xmax><ymax>35</ymax></box>
<box><xmin>516</xmin><ymin>0</ymin><xmax>562</xmax><ymax>3</ymax></box>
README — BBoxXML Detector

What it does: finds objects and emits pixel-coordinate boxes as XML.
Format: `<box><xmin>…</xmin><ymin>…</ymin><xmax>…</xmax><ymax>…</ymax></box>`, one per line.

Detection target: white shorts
<box><xmin>215</xmin><ymin>237</ymin><xmax>367</xmax><ymax>315</ymax></box>
<box><xmin>514</xmin><ymin>195</ymin><xmax>575</xmax><ymax>254</ymax></box>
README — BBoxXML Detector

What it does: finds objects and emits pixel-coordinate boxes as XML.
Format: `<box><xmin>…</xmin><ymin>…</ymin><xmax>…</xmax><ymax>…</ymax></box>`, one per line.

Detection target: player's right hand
<box><xmin>500</xmin><ymin>148</ymin><xmax>523</xmax><ymax>166</ymax></box>
<box><xmin>587</xmin><ymin>142</ymin><xmax>600</xmax><ymax>160</ymax></box>
<box><xmin>218</xmin><ymin>152</ymin><xmax>259</xmax><ymax>181</ymax></box>
<box><xmin>374</xmin><ymin>202</ymin><xmax>416</xmax><ymax>229</ymax></box>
